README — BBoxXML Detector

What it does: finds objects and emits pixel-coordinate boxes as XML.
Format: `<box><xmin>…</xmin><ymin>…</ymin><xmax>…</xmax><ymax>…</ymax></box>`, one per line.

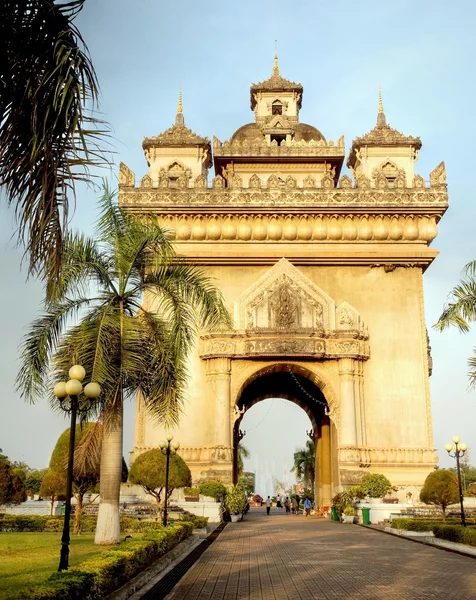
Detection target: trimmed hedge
<box><xmin>432</xmin><ymin>524</ymin><xmax>476</xmax><ymax>547</ymax></box>
<box><xmin>0</xmin><ymin>514</ymin><xmax>172</xmax><ymax>534</ymax></box>
<box><xmin>6</xmin><ymin>521</ymin><xmax>194</xmax><ymax>600</ymax></box>
<box><xmin>391</xmin><ymin>518</ymin><xmax>440</xmax><ymax>532</ymax></box>
<box><xmin>198</xmin><ymin>481</ymin><xmax>226</xmax><ymax>500</ymax></box>
<box><xmin>180</xmin><ymin>514</ymin><xmax>208</xmax><ymax>528</ymax></box>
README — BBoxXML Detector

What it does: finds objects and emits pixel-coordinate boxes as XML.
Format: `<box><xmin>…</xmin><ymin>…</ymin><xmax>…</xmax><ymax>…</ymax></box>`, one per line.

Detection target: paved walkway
<box><xmin>165</xmin><ymin>508</ymin><xmax>476</xmax><ymax>600</ymax></box>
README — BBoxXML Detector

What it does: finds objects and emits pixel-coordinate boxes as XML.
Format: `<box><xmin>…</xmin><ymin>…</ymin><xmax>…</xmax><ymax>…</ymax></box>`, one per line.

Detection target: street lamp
<box><xmin>54</xmin><ymin>365</ymin><xmax>101</xmax><ymax>571</ymax></box>
<box><xmin>445</xmin><ymin>435</ymin><xmax>468</xmax><ymax>527</ymax></box>
<box><xmin>159</xmin><ymin>435</ymin><xmax>180</xmax><ymax>527</ymax></box>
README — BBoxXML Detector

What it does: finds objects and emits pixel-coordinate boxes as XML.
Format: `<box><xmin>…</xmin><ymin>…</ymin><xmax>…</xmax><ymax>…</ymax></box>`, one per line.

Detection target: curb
<box><xmin>358</xmin><ymin>523</ymin><xmax>476</xmax><ymax>560</ymax></box>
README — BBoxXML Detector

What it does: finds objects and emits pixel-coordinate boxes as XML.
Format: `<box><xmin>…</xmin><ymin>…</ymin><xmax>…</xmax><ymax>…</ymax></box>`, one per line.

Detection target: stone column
<box><xmin>320</xmin><ymin>418</ymin><xmax>332</xmax><ymax>506</ymax></box>
<box><xmin>208</xmin><ymin>358</ymin><xmax>232</xmax><ymax>447</ymax></box>
<box><xmin>338</xmin><ymin>358</ymin><xmax>357</xmax><ymax>446</ymax></box>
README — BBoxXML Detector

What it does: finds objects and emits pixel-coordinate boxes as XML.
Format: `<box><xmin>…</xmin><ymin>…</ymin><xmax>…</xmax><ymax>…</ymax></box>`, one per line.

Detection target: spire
<box><xmin>376</xmin><ymin>84</ymin><xmax>387</xmax><ymax>127</ymax></box>
<box><xmin>175</xmin><ymin>85</ymin><xmax>184</xmax><ymax>126</ymax></box>
<box><xmin>273</xmin><ymin>40</ymin><xmax>279</xmax><ymax>76</ymax></box>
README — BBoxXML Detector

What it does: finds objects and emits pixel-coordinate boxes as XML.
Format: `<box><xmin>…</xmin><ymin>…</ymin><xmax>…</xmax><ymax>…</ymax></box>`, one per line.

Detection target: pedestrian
<box><xmin>276</xmin><ymin>494</ymin><xmax>282</xmax><ymax>509</ymax></box>
<box><xmin>284</xmin><ymin>497</ymin><xmax>290</xmax><ymax>513</ymax></box>
<box><xmin>291</xmin><ymin>497</ymin><xmax>299</xmax><ymax>515</ymax></box>
<box><xmin>265</xmin><ymin>496</ymin><xmax>271</xmax><ymax>515</ymax></box>
<box><xmin>304</xmin><ymin>497</ymin><xmax>312</xmax><ymax>517</ymax></box>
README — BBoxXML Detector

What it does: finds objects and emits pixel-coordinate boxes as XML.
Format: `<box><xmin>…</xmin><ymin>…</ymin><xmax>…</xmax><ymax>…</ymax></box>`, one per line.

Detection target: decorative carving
<box><xmin>230</xmin><ymin>174</ymin><xmax>242</xmax><ymax>189</ymax></box>
<box><xmin>249</xmin><ymin>174</ymin><xmax>261</xmax><ymax>189</ymax></box>
<box><xmin>271</xmin><ymin>285</ymin><xmax>298</xmax><ymax>329</ymax></box>
<box><xmin>267</xmin><ymin>174</ymin><xmax>280</xmax><ymax>189</ymax></box>
<box><xmin>177</xmin><ymin>174</ymin><xmax>188</xmax><ymax>188</ymax></box>
<box><xmin>195</xmin><ymin>174</ymin><xmax>207</xmax><ymax>188</ymax></box>
<box><xmin>338</xmin><ymin>446</ymin><xmax>438</xmax><ymax>466</ymax></box>
<box><xmin>119</xmin><ymin>162</ymin><xmax>135</xmax><ymax>187</ymax></box>
<box><xmin>140</xmin><ymin>174</ymin><xmax>152</xmax><ymax>188</ymax></box>
<box><xmin>394</xmin><ymin>173</ymin><xmax>406</xmax><ymax>188</ymax></box>
<box><xmin>303</xmin><ymin>175</ymin><xmax>315</xmax><ymax>188</ymax></box>
<box><xmin>339</xmin><ymin>175</ymin><xmax>352</xmax><ymax>189</ymax></box>
<box><xmin>321</xmin><ymin>173</ymin><xmax>334</xmax><ymax>189</ymax></box>
<box><xmin>430</xmin><ymin>161</ymin><xmax>446</xmax><ymax>187</ymax></box>
<box><xmin>212</xmin><ymin>174</ymin><xmax>225</xmax><ymax>188</ymax></box>
<box><xmin>355</xmin><ymin>174</ymin><xmax>370</xmax><ymax>189</ymax></box>
<box><xmin>336</xmin><ymin>302</ymin><xmax>357</xmax><ymax>329</ymax></box>
<box><xmin>285</xmin><ymin>175</ymin><xmax>297</xmax><ymax>188</ymax></box>
<box><xmin>413</xmin><ymin>174</ymin><xmax>425</xmax><ymax>188</ymax></box>
<box><xmin>158</xmin><ymin>174</ymin><xmax>169</xmax><ymax>188</ymax></box>
<box><xmin>375</xmin><ymin>174</ymin><xmax>388</xmax><ymax>189</ymax></box>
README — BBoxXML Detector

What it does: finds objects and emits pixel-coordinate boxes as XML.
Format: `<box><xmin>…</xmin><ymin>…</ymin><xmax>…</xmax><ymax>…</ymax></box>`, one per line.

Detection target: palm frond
<box><xmin>468</xmin><ymin>352</ymin><xmax>476</xmax><ymax>389</ymax></box>
<box><xmin>0</xmin><ymin>0</ymin><xmax>111</xmax><ymax>294</ymax></box>
<box><xmin>434</xmin><ymin>279</ymin><xmax>476</xmax><ymax>333</ymax></box>
<box><xmin>48</xmin><ymin>230</ymin><xmax>115</xmax><ymax>304</ymax></box>
<box><xmin>16</xmin><ymin>296</ymin><xmax>92</xmax><ymax>402</ymax></box>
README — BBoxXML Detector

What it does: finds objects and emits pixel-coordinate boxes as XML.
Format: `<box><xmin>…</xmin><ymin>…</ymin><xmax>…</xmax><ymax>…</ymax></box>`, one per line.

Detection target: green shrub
<box><xmin>390</xmin><ymin>518</ymin><xmax>436</xmax><ymax>532</ymax></box>
<box><xmin>182</xmin><ymin>515</ymin><xmax>208</xmax><ymax>528</ymax></box>
<box><xmin>432</xmin><ymin>524</ymin><xmax>476</xmax><ymax>546</ymax></box>
<box><xmin>183</xmin><ymin>486</ymin><xmax>200</xmax><ymax>496</ymax></box>
<box><xmin>360</xmin><ymin>473</ymin><xmax>395</xmax><ymax>498</ymax></box>
<box><xmin>199</xmin><ymin>481</ymin><xmax>226</xmax><ymax>500</ymax></box>
<box><xmin>6</xmin><ymin>522</ymin><xmax>194</xmax><ymax>600</ymax></box>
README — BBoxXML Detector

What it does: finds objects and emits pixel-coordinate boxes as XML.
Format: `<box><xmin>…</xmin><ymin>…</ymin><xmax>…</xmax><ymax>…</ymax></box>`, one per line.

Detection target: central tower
<box><xmin>120</xmin><ymin>58</ymin><xmax>448</xmax><ymax>504</ymax></box>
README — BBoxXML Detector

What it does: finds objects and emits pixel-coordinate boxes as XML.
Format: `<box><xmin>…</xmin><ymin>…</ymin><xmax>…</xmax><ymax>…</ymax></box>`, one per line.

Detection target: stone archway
<box><xmin>232</xmin><ymin>363</ymin><xmax>339</xmax><ymax>505</ymax></box>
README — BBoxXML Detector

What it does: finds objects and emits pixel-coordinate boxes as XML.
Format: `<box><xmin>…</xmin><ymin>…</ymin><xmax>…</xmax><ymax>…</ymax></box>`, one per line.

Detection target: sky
<box><xmin>1</xmin><ymin>0</ymin><xmax>476</xmax><ymax>485</ymax></box>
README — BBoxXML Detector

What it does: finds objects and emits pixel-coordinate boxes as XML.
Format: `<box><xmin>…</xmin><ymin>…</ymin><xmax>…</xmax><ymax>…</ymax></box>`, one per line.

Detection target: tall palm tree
<box><xmin>17</xmin><ymin>183</ymin><xmax>231</xmax><ymax>544</ymax></box>
<box><xmin>292</xmin><ymin>440</ymin><xmax>315</xmax><ymax>493</ymax></box>
<box><xmin>434</xmin><ymin>260</ymin><xmax>476</xmax><ymax>386</ymax></box>
<box><xmin>0</xmin><ymin>0</ymin><xmax>108</xmax><ymax>296</ymax></box>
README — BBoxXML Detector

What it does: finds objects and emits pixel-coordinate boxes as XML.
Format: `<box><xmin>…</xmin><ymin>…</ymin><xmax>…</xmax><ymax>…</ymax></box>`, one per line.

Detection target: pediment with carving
<box><xmin>235</xmin><ymin>258</ymin><xmax>336</xmax><ymax>332</ymax></box>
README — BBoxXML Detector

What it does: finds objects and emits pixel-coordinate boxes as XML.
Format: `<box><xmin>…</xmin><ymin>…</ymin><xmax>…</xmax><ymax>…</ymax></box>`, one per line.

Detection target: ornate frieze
<box><xmin>338</xmin><ymin>446</ymin><xmax>438</xmax><ymax>467</ymax></box>
<box><xmin>199</xmin><ymin>334</ymin><xmax>369</xmax><ymax>360</ymax></box>
<box><xmin>213</xmin><ymin>134</ymin><xmax>345</xmax><ymax>158</ymax></box>
<box><xmin>119</xmin><ymin>184</ymin><xmax>448</xmax><ymax>212</ymax></box>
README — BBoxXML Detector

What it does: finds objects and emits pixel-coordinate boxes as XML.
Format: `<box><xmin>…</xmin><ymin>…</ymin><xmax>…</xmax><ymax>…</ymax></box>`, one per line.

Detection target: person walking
<box><xmin>284</xmin><ymin>497</ymin><xmax>291</xmax><ymax>513</ymax></box>
<box><xmin>304</xmin><ymin>497</ymin><xmax>312</xmax><ymax>517</ymax></box>
<box><xmin>265</xmin><ymin>496</ymin><xmax>272</xmax><ymax>515</ymax></box>
<box><xmin>291</xmin><ymin>497</ymin><xmax>299</xmax><ymax>515</ymax></box>
<box><xmin>276</xmin><ymin>494</ymin><xmax>282</xmax><ymax>509</ymax></box>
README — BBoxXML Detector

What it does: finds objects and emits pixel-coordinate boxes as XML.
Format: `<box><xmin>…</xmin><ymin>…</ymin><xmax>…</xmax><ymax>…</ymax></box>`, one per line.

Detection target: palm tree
<box><xmin>292</xmin><ymin>440</ymin><xmax>315</xmax><ymax>493</ymax></box>
<box><xmin>0</xmin><ymin>0</ymin><xmax>108</xmax><ymax>296</ymax></box>
<box><xmin>16</xmin><ymin>183</ymin><xmax>231</xmax><ymax>544</ymax></box>
<box><xmin>434</xmin><ymin>260</ymin><xmax>476</xmax><ymax>386</ymax></box>
<box><xmin>237</xmin><ymin>443</ymin><xmax>250</xmax><ymax>478</ymax></box>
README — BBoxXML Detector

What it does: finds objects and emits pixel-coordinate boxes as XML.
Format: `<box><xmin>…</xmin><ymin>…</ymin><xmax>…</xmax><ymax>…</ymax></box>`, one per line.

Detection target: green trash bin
<box><xmin>361</xmin><ymin>506</ymin><xmax>371</xmax><ymax>525</ymax></box>
<box><xmin>331</xmin><ymin>506</ymin><xmax>340</xmax><ymax>521</ymax></box>
<box><xmin>60</xmin><ymin>505</ymin><xmax>65</xmax><ymax>515</ymax></box>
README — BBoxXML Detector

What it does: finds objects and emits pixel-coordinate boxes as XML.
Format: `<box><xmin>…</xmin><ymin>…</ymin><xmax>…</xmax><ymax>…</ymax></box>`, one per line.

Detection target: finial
<box><xmin>177</xmin><ymin>85</ymin><xmax>183</xmax><ymax>114</ymax></box>
<box><xmin>273</xmin><ymin>40</ymin><xmax>279</xmax><ymax>75</ymax></box>
<box><xmin>175</xmin><ymin>85</ymin><xmax>184</xmax><ymax>126</ymax></box>
<box><xmin>376</xmin><ymin>84</ymin><xmax>387</xmax><ymax>127</ymax></box>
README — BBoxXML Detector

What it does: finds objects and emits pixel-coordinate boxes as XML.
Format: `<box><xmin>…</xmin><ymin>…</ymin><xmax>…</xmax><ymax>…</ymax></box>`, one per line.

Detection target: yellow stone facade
<box><xmin>120</xmin><ymin>59</ymin><xmax>448</xmax><ymax>504</ymax></box>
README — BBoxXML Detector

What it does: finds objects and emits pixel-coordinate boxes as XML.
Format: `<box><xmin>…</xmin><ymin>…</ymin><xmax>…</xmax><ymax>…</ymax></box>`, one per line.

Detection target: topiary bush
<box><xmin>360</xmin><ymin>473</ymin><xmax>395</xmax><ymax>498</ymax></box>
<box><xmin>390</xmin><ymin>518</ymin><xmax>436</xmax><ymax>532</ymax></box>
<box><xmin>420</xmin><ymin>470</ymin><xmax>459</xmax><ymax>521</ymax></box>
<box><xmin>198</xmin><ymin>481</ymin><xmax>226</xmax><ymax>500</ymax></box>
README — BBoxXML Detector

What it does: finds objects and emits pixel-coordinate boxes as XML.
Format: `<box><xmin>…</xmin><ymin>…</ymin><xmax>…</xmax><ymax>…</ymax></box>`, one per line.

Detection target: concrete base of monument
<box><xmin>356</xmin><ymin>502</ymin><xmax>414</xmax><ymax>524</ymax></box>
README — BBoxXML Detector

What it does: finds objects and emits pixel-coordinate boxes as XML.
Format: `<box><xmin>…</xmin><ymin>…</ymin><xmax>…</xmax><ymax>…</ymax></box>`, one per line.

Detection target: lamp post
<box><xmin>445</xmin><ymin>435</ymin><xmax>468</xmax><ymax>528</ymax></box>
<box><xmin>159</xmin><ymin>435</ymin><xmax>180</xmax><ymax>527</ymax></box>
<box><xmin>54</xmin><ymin>365</ymin><xmax>101</xmax><ymax>571</ymax></box>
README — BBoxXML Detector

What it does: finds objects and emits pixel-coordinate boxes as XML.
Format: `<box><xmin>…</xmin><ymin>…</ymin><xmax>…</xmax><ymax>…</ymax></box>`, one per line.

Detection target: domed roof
<box><xmin>230</xmin><ymin>122</ymin><xmax>326</xmax><ymax>144</ymax></box>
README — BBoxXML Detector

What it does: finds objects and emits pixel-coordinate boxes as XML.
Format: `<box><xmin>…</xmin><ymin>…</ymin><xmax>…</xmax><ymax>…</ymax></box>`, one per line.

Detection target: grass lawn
<box><xmin>0</xmin><ymin>532</ymin><xmax>116</xmax><ymax>599</ymax></box>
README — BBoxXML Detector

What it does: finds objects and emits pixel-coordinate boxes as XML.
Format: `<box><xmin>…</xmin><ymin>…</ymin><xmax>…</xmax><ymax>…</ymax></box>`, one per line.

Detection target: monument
<box><xmin>119</xmin><ymin>57</ymin><xmax>448</xmax><ymax>504</ymax></box>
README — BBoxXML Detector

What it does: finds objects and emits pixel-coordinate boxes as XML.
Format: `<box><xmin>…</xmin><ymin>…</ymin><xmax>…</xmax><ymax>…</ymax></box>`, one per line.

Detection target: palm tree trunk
<box><xmin>74</xmin><ymin>492</ymin><xmax>84</xmax><ymax>534</ymax></box>
<box><xmin>95</xmin><ymin>409</ymin><xmax>123</xmax><ymax>545</ymax></box>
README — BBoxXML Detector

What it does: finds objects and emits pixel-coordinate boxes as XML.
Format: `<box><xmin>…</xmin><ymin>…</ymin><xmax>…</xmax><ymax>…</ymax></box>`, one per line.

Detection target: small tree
<box><xmin>0</xmin><ymin>459</ymin><xmax>26</xmax><ymax>504</ymax></box>
<box><xmin>420</xmin><ymin>470</ymin><xmax>459</xmax><ymax>521</ymax></box>
<box><xmin>225</xmin><ymin>484</ymin><xmax>247</xmax><ymax>516</ymax></box>
<box><xmin>238</xmin><ymin>471</ymin><xmax>255</xmax><ymax>497</ymax></box>
<box><xmin>360</xmin><ymin>473</ymin><xmax>394</xmax><ymax>498</ymax></box>
<box><xmin>24</xmin><ymin>469</ymin><xmax>48</xmax><ymax>496</ymax></box>
<box><xmin>129</xmin><ymin>449</ymin><xmax>191</xmax><ymax>512</ymax></box>
<box><xmin>40</xmin><ymin>470</ymin><xmax>66</xmax><ymax>515</ymax></box>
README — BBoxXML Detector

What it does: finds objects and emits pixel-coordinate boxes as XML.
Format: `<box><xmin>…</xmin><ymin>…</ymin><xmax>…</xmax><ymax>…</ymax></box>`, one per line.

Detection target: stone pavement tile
<box><xmin>164</xmin><ymin>509</ymin><xmax>476</xmax><ymax>600</ymax></box>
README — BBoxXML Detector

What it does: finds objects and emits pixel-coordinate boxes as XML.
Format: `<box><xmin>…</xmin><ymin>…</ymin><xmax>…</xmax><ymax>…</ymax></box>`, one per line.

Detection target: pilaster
<box><xmin>338</xmin><ymin>358</ymin><xmax>357</xmax><ymax>446</ymax></box>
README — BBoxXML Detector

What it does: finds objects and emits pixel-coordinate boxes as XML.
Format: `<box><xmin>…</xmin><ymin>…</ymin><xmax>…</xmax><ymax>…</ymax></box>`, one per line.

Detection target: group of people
<box><xmin>264</xmin><ymin>494</ymin><xmax>313</xmax><ymax>516</ymax></box>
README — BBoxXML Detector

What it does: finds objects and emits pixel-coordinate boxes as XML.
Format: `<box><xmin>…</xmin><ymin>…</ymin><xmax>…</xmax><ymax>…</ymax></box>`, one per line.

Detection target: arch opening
<box><xmin>233</xmin><ymin>364</ymin><xmax>338</xmax><ymax>506</ymax></box>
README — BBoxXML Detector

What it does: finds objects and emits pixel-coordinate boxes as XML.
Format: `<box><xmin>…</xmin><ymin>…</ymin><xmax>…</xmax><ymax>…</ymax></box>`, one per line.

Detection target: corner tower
<box><xmin>120</xmin><ymin>64</ymin><xmax>448</xmax><ymax>504</ymax></box>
